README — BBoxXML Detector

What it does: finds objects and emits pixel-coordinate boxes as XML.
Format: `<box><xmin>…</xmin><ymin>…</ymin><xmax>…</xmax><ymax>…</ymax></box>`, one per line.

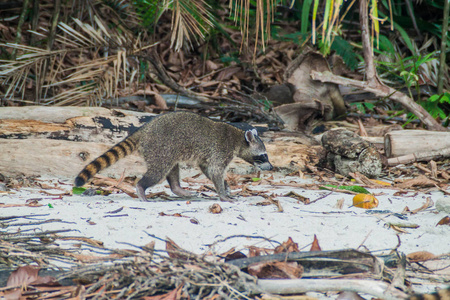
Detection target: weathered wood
<box><xmin>0</xmin><ymin>138</ymin><xmax>318</xmax><ymax>180</ymax></box>
<box><xmin>0</xmin><ymin>106</ymin><xmax>322</xmax><ymax>179</ymax></box>
<box><xmin>0</xmin><ymin>139</ymin><xmax>146</xmax><ymax>179</ymax></box>
<box><xmin>0</xmin><ymin>106</ymin><xmax>113</xmax><ymax>123</ymax></box>
<box><xmin>387</xmin><ymin>147</ymin><xmax>450</xmax><ymax>166</ymax></box>
<box><xmin>0</xmin><ymin>113</ymin><xmax>153</xmax><ymax>143</ymax></box>
<box><xmin>384</xmin><ymin>130</ymin><xmax>450</xmax><ymax>157</ymax></box>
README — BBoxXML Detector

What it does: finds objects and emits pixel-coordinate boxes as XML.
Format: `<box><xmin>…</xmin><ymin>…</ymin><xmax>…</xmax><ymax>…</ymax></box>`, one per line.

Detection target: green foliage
<box><xmin>349</xmin><ymin>102</ymin><xmax>375</xmax><ymax>114</ymax></box>
<box><xmin>133</xmin><ymin>0</ymin><xmax>164</xmax><ymax>30</ymax></box>
<box><xmin>419</xmin><ymin>92</ymin><xmax>450</xmax><ymax>120</ymax></box>
<box><xmin>329</xmin><ymin>36</ymin><xmax>359</xmax><ymax>71</ymax></box>
<box><xmin>321</xmin><ymin>185</ymin><xmax>371</xmax><ymax>194</ymax></box>
<box><xmin>72</xmin><ymin>187</ymin><xmax>87</xmax><ymax>195</ymax></box>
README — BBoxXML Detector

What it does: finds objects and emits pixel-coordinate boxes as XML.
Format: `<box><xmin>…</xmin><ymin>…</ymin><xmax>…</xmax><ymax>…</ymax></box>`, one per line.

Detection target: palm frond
<box><xmin>0</xmin><ymin>17</ymin><xmax>154</xmax><ymax>105</ymax></box>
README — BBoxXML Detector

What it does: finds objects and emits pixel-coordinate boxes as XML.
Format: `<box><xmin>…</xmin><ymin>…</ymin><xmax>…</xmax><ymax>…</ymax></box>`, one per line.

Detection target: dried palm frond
<box><xmin>0</xmin><ymin>15</ymin><xmax>155</xmax><ymax>106</ymax></box>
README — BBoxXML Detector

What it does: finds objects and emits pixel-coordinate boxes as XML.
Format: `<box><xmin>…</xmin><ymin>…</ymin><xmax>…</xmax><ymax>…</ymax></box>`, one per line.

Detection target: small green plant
<box><xmin>419</xmin><ymin>92</ymin><xmax>450</xmax><ymax>120</ymax></box>
<box><xmin>403</xmin><ymin>92</ymin><xmax>450</xmax><ymax>127</ymax></box>
<box><xmin>349</xmin><ymin>101</ymin><xmax>375</xmax><ymax>114</ymax></box>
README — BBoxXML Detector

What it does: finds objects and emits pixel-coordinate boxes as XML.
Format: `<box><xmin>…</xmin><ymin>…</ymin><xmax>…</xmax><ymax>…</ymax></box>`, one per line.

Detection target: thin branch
<box><xmin>12</xmin><ymin>0</ymin><xmax>30</xmax><ymax>59</ymax></box>
<box><xmin>310</xmin><ymin>70</ymin><xmax>446</xmax><ymax>131</ymax></box>
<box><xmin>437</xmin><ymin>0</ymin><xmax>449</xmax><ymax>94</ymax></box>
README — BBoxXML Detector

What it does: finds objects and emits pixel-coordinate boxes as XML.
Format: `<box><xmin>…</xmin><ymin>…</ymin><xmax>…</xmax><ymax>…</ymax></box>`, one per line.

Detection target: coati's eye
<box><xmin>253</xmin><ymin>154</ymin><xmax>268</xmax><ymax>163</ymax></box>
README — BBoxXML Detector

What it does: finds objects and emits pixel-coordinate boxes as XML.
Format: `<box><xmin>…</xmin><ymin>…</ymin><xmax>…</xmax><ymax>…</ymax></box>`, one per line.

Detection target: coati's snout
<box><xmin>252</xmin><ymin>153</ymin><xmax>273</xmax><ymax>171</ymax></box>
<box><xmin>242</xmin><ymin>129</ymin><xmax>273</xmax><ymax>171</ymax></box>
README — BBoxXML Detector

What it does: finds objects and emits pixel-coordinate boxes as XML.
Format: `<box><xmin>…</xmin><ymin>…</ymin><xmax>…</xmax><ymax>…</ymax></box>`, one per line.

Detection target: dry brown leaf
<box><xmin>248</xmin><ymin>246</ymin><xmax>274</xmax><ymax>257</ymax></box>
<box><xmin>6</xmin><ymin>265</ymin><xmax>39</xmax><ymax>287</ymax></box>
<box><xmin>7</xmin><ymin>266</ymin><xmax>57</xmax><ymax>287</ymax></box>
<box><xmin>310</xmin><ymin>234</ymin><xmax>322</xmax><ymax>251</ymax></box>
<box><xmin>165</xmin><ymin>238</ymin><xmax>190</xmax><ymax>260</ymax></box>
<box><xmin>216</xmin><ymin>67</ymin><xmax>241</xmax><ymax>81</ymax></box>
<box><xmin>153</xmin><ymin>93</ymin><xmax>169</xmax><ymax>110</ymax></box>
<box><xmin>205</xmin><ymin>60</ymin><xmax>220</xmax><ymax>71</ymax></box>
<box><xmin>436</xmin><ymin>216</ymin><xmax>450</xmax><ymax>226</ymax></box>
<box><xmin>248</xmin><ymin>261</ymin><xmax>303</xmax><ymax>279</ymax></box>
<box><xmin>395</xmin><ymin>175</ymin><xmax>438</xmax><ymax>189</ymax></box>
<box><xmin>274</xmin><ymin>237</ymin><xmax>300</xmax><ymax>253</ymax></box>
<box><xmin>407</xmin><ymin>251</ymin><xmax>436</xmax><ymax>262</ymax></box>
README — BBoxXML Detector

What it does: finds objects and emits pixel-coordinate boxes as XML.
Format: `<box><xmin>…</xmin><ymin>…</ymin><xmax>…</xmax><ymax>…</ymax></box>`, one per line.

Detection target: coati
<box><xmin>75</xmin><ymin>111</ymin><xmax>273</xmax><ymax>202</ymax></box>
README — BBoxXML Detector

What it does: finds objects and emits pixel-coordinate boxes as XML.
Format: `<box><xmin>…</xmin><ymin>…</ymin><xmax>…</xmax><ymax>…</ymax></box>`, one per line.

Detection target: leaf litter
<box><xmin>1</xmin><ymin>161</ymin><xmax>449</xmax><ymax>299</ymax></box>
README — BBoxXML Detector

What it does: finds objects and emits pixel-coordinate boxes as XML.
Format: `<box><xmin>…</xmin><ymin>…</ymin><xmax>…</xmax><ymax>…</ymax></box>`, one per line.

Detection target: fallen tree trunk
<box><xmin>0</xmin><ymin>107</ymin><xmax>320</xmax><ymax>179</ymax></box>
<box><xmin>384</xmin><ymin>130</ymin><xmax>450</xmax><ymax>157</ymax></box>
<box><xmin>0</xmin><ymin>139</ymin><xmax>146</xmax><ymax>179</ymax></box>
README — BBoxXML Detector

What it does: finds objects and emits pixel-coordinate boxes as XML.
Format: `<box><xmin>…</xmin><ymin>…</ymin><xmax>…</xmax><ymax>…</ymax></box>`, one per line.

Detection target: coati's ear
<box><xmin>244</xmin><ymin>129</ymin><xmax>258</xmax><ymax>144</ymax></box>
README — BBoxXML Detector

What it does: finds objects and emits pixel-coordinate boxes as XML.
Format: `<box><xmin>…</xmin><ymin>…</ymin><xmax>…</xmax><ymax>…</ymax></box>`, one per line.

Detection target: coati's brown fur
<box><xmin>75</xmin><ymin>111</ymin><xmax>272</xmax><ymax>202</ymax></box>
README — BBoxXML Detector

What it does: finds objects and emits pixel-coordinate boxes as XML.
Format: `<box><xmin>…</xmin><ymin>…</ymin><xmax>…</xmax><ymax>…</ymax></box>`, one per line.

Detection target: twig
<box><xmin>257</xmin><ymin>278</ymin><xmax>409</xmax><ymax>300</ymax></box>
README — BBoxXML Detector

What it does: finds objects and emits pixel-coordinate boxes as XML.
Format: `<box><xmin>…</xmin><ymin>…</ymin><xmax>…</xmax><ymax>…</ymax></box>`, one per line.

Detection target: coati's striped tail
<box><xmin>74</xmin><ymin>137</ymin><xmax>138</xmax><ymax>187</ymax></box>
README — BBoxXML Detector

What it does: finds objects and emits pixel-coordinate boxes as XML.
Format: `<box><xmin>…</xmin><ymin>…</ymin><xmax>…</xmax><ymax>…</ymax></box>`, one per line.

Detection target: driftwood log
<box><xmin>384</xmin><ymin>130</ymin><xmax>450</xmax><ymax>157</ymax></box>
<box><xmin>0</xmin><ymin>106</ymin><xmax>321</xmax><ymax>180</ymax></box>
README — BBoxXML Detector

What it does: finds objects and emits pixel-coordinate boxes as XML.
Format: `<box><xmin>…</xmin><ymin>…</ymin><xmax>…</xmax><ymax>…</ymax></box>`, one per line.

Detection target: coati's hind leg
<box><xmin>136</xmin><ymin>169</ymin><xmax>166</xmax><ymax>201</ymax></box>
<box><xmin>199</xmin><ymin>163</ymin><xmax>234</xmax><ymax>202</ymax></box>
<box><xmin>166</xmin><ymin>164</ymin><xmax>193</xmax><ymax>198</ymax></box>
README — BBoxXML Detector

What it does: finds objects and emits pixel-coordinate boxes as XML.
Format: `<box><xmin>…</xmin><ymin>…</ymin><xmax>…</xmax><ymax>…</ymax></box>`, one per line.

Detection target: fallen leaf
<box><xmin>274</xmin><ymin>237</ymin><xmax>299</xmax><ymax>253</ymax></box>
<box><xmin>7</xmin><ymin>265</ymin><xmax>58</xmax><ymax>287</ymax></box>
<box><xmin>395</xmin><ymin>175</ymin><xmax>438</xmax><ymax>189</ymax></box>
<box><xmin>310</xmin><ymin>234</ymin><xmax>322</xmax><ymax>251</ymax></box>
<box><xmin>436</xmin><ymin>216</ymin><xmax>450</xmax><ymax>226</ymax></box>
<box><xmin>407</xmin><ymin>251</ymin><xmax>436</xmax><ymax>262</ymax></box>
<box><xmin>166</xmin><ymin>238</ymin><xmax>191</xmax><ymax>260</ymax></box>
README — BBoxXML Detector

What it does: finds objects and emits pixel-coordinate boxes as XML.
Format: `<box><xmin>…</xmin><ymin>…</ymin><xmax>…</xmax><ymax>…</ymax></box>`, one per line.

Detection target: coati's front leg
<box><xmin>166</xmin><ymin>164</ymin><xmax>193</xmax><ymax>198</ymax></box>
<box><xmin>200</xmin><ymin>163</ymin><xmax>234</xmax><ymax>202</ymax></box>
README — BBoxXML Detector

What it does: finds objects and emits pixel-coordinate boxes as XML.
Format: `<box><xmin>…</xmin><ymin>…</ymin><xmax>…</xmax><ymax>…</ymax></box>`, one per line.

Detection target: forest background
<box><xmin>0</xmin><ymin>0</ymin><xmax>449</xmax><ymax>128</ymax></box>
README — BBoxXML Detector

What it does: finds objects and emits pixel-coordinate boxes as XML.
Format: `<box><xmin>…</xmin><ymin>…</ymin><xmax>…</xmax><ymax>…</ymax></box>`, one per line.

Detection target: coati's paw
<box><xmin>219</xmin><ymin>196</ymin><xmax>235</xmax><ymax>202</ymax></box>
<box><xmin>171</xmin><ymin>187</ymin><xmax>194</xmax><ymax>198</ymax></box>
